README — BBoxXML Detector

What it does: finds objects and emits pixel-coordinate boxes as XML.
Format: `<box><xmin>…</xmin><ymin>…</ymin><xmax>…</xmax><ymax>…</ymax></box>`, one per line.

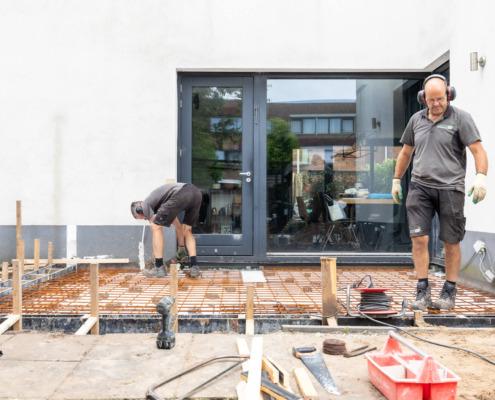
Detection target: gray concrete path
<box><xmin>1</xmin><ymin>330</ymin><xmax>494</xmax><ymax>399</ymax></box>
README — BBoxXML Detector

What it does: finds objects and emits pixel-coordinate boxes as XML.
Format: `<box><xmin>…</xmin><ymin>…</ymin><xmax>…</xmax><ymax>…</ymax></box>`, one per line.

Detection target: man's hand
<box><xmin>468</xmin><ymin>173</ymin><xmax>487</xmax><ymax>204</ymax></box>
<box><xmin>391</xmin><ymin>178</ymin><xmax>403</xmax><ymax>204</ymax></box>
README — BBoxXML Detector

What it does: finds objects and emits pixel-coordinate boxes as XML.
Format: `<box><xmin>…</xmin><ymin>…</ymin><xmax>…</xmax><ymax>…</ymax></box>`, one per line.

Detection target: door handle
<box><xmin>239</xmin><ymin>171</ymin><xmax>251</xmax><ymax>177</ymax></box>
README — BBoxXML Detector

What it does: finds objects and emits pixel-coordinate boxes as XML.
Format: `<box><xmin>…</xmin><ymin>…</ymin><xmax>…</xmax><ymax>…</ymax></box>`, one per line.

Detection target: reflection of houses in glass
<box><xmin>268</xmin><ymin>99</ymin><xmax>359</xmax><ymax>194</ymax></box>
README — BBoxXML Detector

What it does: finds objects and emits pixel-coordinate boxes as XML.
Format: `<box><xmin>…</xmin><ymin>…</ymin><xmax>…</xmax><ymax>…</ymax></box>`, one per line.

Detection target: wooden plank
<box><xmin>90</xmin><ymin>263</ymin><xmax>99</xmax><ymax>334</ymax></box>
<box><xmin>293</xmin><ymin>367</ymin><xmax>318</xmax><ymax>399</ymax></box>
<box><xmin>241</xmin><ymin>270</ymin><xmax>266</xmax><ymax>283</ymax></box>
<box><xmin>47</xmin><ymin>242</ymin><xmax>54</xmax><ymax>265</ymax></box>
<box><xmin>265</xmin><ymin>355</ymin><xmax>293</xmax><ymax>392</ymax></box>
<box><xmin>12</xmin><ymin>258</ymin><xmax>130</xmax><ymax>264</ymax></box>
<box><xmin>245</xmin><ymin>336</ymin><xmax>263</xmax><ymax>399</ymax></box>
<box><xmin>236</xmin><ymin>381</ymin><xmax>247</xmax><ymax>400</ymax></box>
<box><xmin>1</xmin><ymin>262</ymin><xmax>8</xmax><ymax>282</ymax></box>
<box><xmin>246</xmin><ymin>284</ymin><xmax>254</xmax><ymax>335</ymax></box>
<box><xmin>0</xmin><ymin>314</ymin><xmax>21</xmax><ymax>335</ymax></box>
<box><xmin>262</xmin><ymin>356</ymin><xmax>280</xmax><ymax>384</ymax></box>
<box><xmin>75</xmin><ymin>317</ymin><xmax>98</xmax><ymax>336</ymax></box>
<box><xmin>170</xmin><ymin>263</ymin><xmax>178</xmax><ymax>333</ymax></box>
<box><xmin>321</xmin><ymin>257</ymin><xmax>338</xmax><ymax>318</ymax></box>
<box><xmin>240</xmin><ymin>372</ymin><xmax>301</xmax><ymax>400</ymax></box>
<box><xmin>16</xmin><ymin>200</ymin><xmax>22</xmax><ymax>258</ymax></box>
<box><xmin>12</xmin><ymin>260</ymin><xmax>22</xmax><ymax>331</ymax></box>
<box><xmin>237</xmin><ymin>337</ymin><xmax>250</xmax><ymax>357</ymax></box>
<box><xmin>33</xmin><ymin>239</ymin><xmax>40</xmax><ymax>270</ymax></box>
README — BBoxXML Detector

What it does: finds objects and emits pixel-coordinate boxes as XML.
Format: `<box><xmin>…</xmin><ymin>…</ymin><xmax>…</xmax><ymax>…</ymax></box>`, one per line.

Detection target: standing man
<box><xmin>392</xmin><ymin>74</ymin><xmax>488</xmax><ymax>310</ymax></box>
<box><xmin>131</xmin><ymin>183</ymin><xmax>203</xmax><ymax>278</ymax></box>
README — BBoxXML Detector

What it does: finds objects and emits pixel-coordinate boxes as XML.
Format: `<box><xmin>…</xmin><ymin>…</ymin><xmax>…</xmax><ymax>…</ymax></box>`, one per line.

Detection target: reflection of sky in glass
<box><xmin>267</xmin><ymin>79</ymin><xmax>356</xmax><ymax>103</ymax></box>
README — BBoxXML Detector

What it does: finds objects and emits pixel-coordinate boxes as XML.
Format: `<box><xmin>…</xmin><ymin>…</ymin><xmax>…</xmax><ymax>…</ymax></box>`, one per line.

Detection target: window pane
<box><xmin>291</xmin><ymin>119</ymin><xmax>302</xmax><ymax>133</ymax></box>
<box><xmin>316</xmin><ymin>118</ymin><xmax>328</xmax><ymax>134</ymax></box>
<box><xmin>266</xmin><ymin>78</ymin><xmax>422</xmax><ymax>254</ymax></box>
<box><xmin>192</xmin><ymin>86</ymin><xmax>243</xmax><ymax>235</ymax></box>
<box><xmin>342</xmin><ymin>119</ymin><xmax>354</xmax><ymax>133</ymax></box>
<box><xmin>329</xmin><ymin>118</ymin><xmax>341</xmax><ymax>133</ymax></box>
<box><xmin>302</xmin><ymin>118</ymin><xmax>316</xmax><ymax>134</ymax></box>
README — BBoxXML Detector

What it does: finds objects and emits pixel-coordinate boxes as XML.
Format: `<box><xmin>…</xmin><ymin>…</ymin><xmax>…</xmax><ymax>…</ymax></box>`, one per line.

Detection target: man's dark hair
<box><xmin>130</xmin><ymin>201</ymin><xmax>144</xmax><ymax>218</ymax></box>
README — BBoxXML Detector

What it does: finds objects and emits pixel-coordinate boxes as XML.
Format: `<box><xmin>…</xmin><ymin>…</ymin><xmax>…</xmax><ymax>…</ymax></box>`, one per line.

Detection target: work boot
<box><xmin>411</xmin><ymin>280</ymin><xmax>432</xmax><ymax>311</ymax></box>
<box><xmin>432</xmin><ymin>281</ymin><xmax>457</xmax><ymax>310</ymax></box>
<box><xmin>144</xmin><ymin>266</ymin><xmax>167</xmax><ymax>278</ymax></box>
<box><xmin>184</xmin><ymin>265</ymin><xmax>201</xmax><ymax>279</ymax></box>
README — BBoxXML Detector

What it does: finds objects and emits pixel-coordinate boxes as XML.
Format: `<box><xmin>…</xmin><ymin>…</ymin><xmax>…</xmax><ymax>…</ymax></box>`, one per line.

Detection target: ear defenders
<box><xmin>417</xmin><ymin>74</ymin><xmax>456</xmax><ymax>106</ymax></box>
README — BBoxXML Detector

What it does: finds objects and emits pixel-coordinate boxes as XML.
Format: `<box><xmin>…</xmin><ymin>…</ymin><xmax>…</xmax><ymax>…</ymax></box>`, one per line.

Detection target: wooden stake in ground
<box><xmin>170</xmin><ymin>263</ymin><xmax>178</xmax><ymax>333</ymax></box>
<box><xmin>90</xmin><ymin>263</ymin><xmax>99</xmax><ymax>334</ymax></box>
<box><xmin>12</xmin><ymin>260</ymin><xmax>22</xmax><ymax>331</ymax></box>
<box><xmin>75</xmin><ymin>263</ymin><xmax>100</xmax><ymax>336</ymax></box>
<box><xmin>33</xmin><ymin>239</ymin><xmax>40</xmax><ymax>270</ymax></box>
<box><xmin>246</xmin><ymin>284</ymin><xmax>255</xmax><ymax>335</ymax></box>
<box><xmin>18</xmin><ymin>239</ymin><xmax>25</xmax><ymax>279</ymax></box>
<box><xmin>321</xmin><ymin>256</ymin><xmax>338</xmax><ymax>319</ymax></box>
<box><xmin>1</xmin><ymin>262</ymin><xmax>8</xmax><ymax>282</ymax></box>
<box><xmin>47</xmin><ymin>241</ymin><xmax>54</xmax><ymax>266</ymax></box>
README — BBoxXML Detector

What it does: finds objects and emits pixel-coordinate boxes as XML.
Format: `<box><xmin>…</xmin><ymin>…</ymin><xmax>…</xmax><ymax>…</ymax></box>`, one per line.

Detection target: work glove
<box><xmin>468</xmin><ymin>173</ymin><xmax>487</xmax><ymax>204</ymax></box>
<box><xmin>391</xmin><ymin>178</ymin><xmax>403</xmax><ymax>204</ymax></box>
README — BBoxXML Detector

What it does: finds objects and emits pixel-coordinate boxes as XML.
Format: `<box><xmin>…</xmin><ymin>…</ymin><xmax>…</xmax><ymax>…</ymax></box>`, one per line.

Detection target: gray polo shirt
<box><xmin>400</xmin><ymin>106</ymin><xmax>481</xmax><ymax>192</ymax></box>
<box><xmin>142</xmin><ymin>183</ymin><xmax>186</xmax><ymax>219</ymax></box>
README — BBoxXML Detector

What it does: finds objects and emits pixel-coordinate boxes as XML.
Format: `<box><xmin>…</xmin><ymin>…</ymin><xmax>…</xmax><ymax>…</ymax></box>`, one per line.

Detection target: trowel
<box><xmin>138</xmin><ymin>224</ymin><xmax>146</xmax><ymax>270</ymax></box>
<box><xmin>293</xmin><ymin>346</ymin><xmax>340</xmax><ymax>395</ymax></box>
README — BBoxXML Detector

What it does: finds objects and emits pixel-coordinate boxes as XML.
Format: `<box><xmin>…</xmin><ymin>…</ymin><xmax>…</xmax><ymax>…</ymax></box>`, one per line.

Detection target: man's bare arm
<box><xmin>393</xmin><ymin>144</ymin><xmax>415</xmax><ymax>179</ymax></box>
<box><xmin>468</xmin><ymin>141</ymin><xmax>488</xmax><ymax>175</ymax></box>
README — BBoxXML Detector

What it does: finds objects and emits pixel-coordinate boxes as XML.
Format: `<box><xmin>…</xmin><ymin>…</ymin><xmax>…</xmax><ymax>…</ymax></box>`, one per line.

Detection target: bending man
<box><xmin>392</xmin><ymin>74</ymin><xmax>488</xmax><ymax>310</ymax></box>
<box><xmin>131</xmin><ymin>183</ymin><xmax>203</xmax><ymax>278</ymax></box>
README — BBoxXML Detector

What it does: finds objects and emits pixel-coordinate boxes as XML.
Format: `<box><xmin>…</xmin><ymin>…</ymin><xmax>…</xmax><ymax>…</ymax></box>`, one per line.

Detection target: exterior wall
<box><xmin>448</xmin><ymin>1</ymin><xmax>495</xmax><ymax>290</ymax></box>
<box><xmin>1</xmin><ymin>0</ymin><xmax>492</xmax><ymax>263</ymax></box>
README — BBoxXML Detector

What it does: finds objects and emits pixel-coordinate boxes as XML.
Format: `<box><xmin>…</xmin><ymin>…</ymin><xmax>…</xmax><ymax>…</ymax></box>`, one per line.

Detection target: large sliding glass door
<box><xmin>179</xmin><ymin>74</ymin><xmax>422</xmax><ymax>259</ymax></box>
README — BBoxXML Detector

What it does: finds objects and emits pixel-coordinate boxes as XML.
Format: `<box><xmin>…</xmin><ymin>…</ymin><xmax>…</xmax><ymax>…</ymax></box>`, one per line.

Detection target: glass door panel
<box><xmin>180</xmin><ymin>77</ymin><xmax>253</xmax><ymax>255</ymax></box>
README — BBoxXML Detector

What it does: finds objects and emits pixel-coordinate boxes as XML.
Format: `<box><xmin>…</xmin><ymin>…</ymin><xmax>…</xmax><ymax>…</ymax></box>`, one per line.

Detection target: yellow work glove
<box><xmin>391</xmin><ymin>178</ymin><xmax>403</xmax><ymax>204</ymax></box>
<box><xmin>468</xmin><ymin>173</ymin><xmax>487</xmax><ymax>204</ymax></box>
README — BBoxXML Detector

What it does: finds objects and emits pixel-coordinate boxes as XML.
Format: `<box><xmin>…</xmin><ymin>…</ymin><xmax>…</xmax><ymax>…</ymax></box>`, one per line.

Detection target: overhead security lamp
<box><xmin>470</xmin><ymin>52</ymin><xmax>486</xmax><ymax>71</ymax></box>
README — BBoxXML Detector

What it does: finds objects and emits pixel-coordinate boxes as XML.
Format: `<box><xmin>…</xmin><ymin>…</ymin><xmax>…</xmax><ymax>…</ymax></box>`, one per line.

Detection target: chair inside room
<box><xmin>321</xmin><ymin>194</ymin><xmax>360</xmax><ymax>250</ymax></box>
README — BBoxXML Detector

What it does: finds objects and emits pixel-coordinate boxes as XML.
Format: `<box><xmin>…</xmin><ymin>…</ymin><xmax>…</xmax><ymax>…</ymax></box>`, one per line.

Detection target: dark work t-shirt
<box><xmin>142</xmin><ymin>183</ymin><xmax>186</xmax><ymax>219</ymax></box>
<box><xmin>400</xmin><ymin>106</ymin><xmax>481</xmax><ymax>192</ymax></box>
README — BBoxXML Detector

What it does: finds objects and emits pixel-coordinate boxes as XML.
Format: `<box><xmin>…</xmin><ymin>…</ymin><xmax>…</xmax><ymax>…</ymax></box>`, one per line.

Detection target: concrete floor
<box><xmin>1</xmin><ymin>329</ymin><xmax>495</xmax><ymax>400</ymax></box>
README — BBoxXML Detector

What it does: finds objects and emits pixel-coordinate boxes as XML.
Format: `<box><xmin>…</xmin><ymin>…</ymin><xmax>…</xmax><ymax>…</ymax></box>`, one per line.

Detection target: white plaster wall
<box><xmin>450</xmin><ymin>0</ymin><xmax>495</xmax><ymax>234</ymax></box>
<box><xmin>0</xmin><ymin>0</ymin><xmax>454</xmax><ymax>225</ymax></box>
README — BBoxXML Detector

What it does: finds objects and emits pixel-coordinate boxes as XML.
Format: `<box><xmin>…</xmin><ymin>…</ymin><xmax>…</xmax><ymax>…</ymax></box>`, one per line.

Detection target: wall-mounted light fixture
<box><xmin>372</xmin><ymin>117</ymin><xmax>381</xmax><ymax>129</ymax></box>
<box><xmin>470</xmin><ymin>52</ymin><xmax>486</xmax><ymax>71</ymax></box>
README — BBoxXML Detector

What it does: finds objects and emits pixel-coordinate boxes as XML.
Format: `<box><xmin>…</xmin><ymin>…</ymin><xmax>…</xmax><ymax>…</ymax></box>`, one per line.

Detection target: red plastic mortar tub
<box><xmin>365</xmin><ymin>330</ymin><xmax>460</xmax><ymax>400</ymax></box>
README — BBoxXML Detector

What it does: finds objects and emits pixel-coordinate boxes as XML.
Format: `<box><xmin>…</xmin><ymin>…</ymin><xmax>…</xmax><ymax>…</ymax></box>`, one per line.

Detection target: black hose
<box><xmin>351</xmin><ymin>301</ymin><xmax>495</xmax><ymax>367</ymax></box>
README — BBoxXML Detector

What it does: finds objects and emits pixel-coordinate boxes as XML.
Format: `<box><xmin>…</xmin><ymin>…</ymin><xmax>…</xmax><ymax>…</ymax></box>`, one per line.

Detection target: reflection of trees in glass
<box><xmin>267</xmin><ymin>118</ymin><xmax>299</xmax><ymax>232</ymax></box>
<box><xmin>373</xmin><ymin>158</ymin><xmax>396</xmax><ymax>193</ymax></box>
<box><xmin>192</xmin><ymin>88</ymin><xmax>242</xmax><ymax>188</ymax></box>
<box><xmin>267</xmin><ymin>117</ymin><xmax>299</xmax><ymax>172</ymax></box>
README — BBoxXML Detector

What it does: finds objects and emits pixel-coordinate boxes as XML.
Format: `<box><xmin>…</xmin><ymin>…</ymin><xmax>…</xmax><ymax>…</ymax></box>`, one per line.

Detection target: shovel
<box><xmin>293</xmin><ymin>346</ymin><xmax>340</xmax><ymax>395</ymax></box>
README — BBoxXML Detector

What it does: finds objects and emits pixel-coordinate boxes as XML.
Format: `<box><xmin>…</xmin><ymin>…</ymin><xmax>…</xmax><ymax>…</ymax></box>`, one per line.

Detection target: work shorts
<box><xmin>153</xmin><ymin>184</ymin><xmax>203</xmax><ymax>227</ymax></box>
<box><xmin>405</xmin><ymin>181</ymin><xmax>466</xmax><ymax>244</ymax></box>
